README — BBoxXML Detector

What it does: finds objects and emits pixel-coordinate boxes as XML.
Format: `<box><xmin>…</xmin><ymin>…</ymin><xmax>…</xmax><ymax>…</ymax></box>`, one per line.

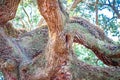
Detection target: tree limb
<box><xmin>0</xmin><ymin>17</ymin><xmax>120</xmax><ymax>79</ymax></box>
<box><xmin>0</xmin><ymin>0</ymin><xmax>20</xmax><ymax>24</ymax></box>
<box><xmin>19</xmin><ymin>17</ymin><xmax>120</xmax><ymax>66</ymax></box>
<box><xmin>69</xmin><ymin>17</ymin><xmax>120</xmax><ymax>66</ymax></box>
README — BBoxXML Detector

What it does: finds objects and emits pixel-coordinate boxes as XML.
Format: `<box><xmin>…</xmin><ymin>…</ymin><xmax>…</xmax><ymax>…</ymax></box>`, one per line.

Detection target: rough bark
<box><xmin>37</xmin><ymin>0</ymin><xmax>73</xmax><ymax>79</ymax></box>
<box><xmin>0</xmin><ymin>23</ymin><xmax>120</xmax><ymax>80</ymax></box>
<box><xmin>69</xmin><ymin>17</ymin><xmax>120</xmax><ymax>66</ymax></box>
<box><xmin>0</xmin><ymin>0</ymin><xmax>120</xmax><ymax>80</ymax></box>
<box><xmin>0</xmin><ymin>0</ymin><xmax>20</xmax><ymax>24</ymax></box>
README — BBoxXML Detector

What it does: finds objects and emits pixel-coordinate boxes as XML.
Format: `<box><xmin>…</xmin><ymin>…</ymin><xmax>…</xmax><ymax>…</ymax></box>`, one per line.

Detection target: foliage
<box><xmin>0</xmin><ymin>72</ymin><xmax>2</xmax><ymax>77</ymax></box>
<box><xmin>73</xmin><ymin>43</ymin><xmax>106</xmax><ymax>67</ymax></box>
<box><xmin>12</xmin><ymin>0</ymin><xmax>41</xmax><ymax>31</ymax></box>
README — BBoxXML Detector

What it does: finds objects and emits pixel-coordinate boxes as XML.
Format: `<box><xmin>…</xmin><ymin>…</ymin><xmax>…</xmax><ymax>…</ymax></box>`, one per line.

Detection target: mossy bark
<box><xmin>0</xmin><ymin>0</ymin><xmax>120</xmax><ymax>80</ymax></box>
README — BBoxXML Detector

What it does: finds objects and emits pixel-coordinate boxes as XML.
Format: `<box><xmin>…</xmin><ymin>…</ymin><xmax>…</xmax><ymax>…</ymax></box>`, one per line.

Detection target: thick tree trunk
<box><xmin>0</xmin><ymin>25</ymin><xmax>120</xmax><ymax>80</ymax></box>
<box><xmin>37</xmin><ymin>0</ymin><xmax>73</xmax><ymax>79</ymax></box>
<box><xmin>0</xmin><ymin>0</ymin><xmax>120</xmax><ymax>80</ymax></box>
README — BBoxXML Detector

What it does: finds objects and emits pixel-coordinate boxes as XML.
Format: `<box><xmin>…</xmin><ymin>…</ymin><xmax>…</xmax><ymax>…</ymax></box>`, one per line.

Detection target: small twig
<box><xmin>21</xmin><ymin>0</ymin><xmax>32</xmax><ymax>30</ymax></box>
<box><xmin>37</xmin><ymin>17</ymin><xmax>45</xmax><ymax>27</ymax></box>
<box><xmin>22</xmin><ymin>7</ymin><xmax>32</xmax><ymax>27</ymax></box>
<box><xmin>95</xmin><ymin>0</ymin><xmax>99</xmax><ymax>25</ymax></box>
<box><xmin>70</xmin><ymin>0</ymin><xmax>84</xmax><ymax>11</ymax></box>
